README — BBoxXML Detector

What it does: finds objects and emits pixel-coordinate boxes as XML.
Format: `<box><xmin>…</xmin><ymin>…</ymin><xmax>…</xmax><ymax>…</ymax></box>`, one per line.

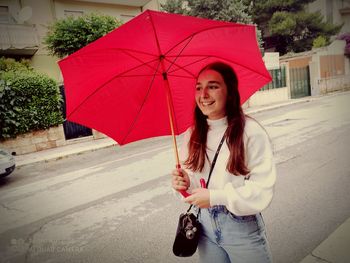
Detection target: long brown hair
<box><xmin>184</xmin><ymin>62</ymin><xmax>249</xmax><ymax>176</ymax></box>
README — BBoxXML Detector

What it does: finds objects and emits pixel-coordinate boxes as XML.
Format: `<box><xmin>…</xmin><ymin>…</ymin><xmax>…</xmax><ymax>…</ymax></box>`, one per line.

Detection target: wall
<box><xmin>318</xmin><ymin>75</ymin><xmax>350</xmax><ymax>94</ymax></box>
<box><xmin>54</xmin><ymin>0</ymin><xmax>141</xmax><ymax>22</ymax></box>
<box><xmin>289</xmin><ymin>57</ymin><xmax>312</xmax><ymax>69</ymax></box>
<box><xmin>18</xmin><ymin>0</ymin><xmax>59</xmax><ymax>79</ymax></box>
<box><xmin>312</xmin><ymin>40</ymin><xmax>349</xmax><ymax>94</ymax></box>
<box><xmin>248</xmin><ymin>87</ymin><xmax>289</xmax><ymax>107</ymax></box>
<box><xmin>280</xmin><ymin>40</ymin><xmax>349</xmax><ymax>97</ymax></box>
<box><xmin>320</xmin><ymin>54</ymin><xmax>345</xmax><ymax>78</ymax></box>
<box><xmin>0</xmin><ymin>125</ymin><xmax>66</xmax><ymax>155</ymax></box>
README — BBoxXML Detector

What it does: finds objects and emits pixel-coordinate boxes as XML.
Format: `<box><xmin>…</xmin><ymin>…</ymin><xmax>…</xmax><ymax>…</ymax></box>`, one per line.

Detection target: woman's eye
<box><xmin>195</xmin><ymin>86</ymin><xmax>201</xmax><ymax>91</ymax></box>
<box><xmin>208</xmin><ymin>85</ymin><xmax>218</xmax><ymax>89</ymax></box>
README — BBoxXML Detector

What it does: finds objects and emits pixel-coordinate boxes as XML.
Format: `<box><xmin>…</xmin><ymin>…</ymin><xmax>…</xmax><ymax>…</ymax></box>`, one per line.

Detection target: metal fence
<box><xmin>289</xmin><ymin>66</ymin><xmax>311</xmax><ymax>99</ymax></box>
<box><xmin>260</xmin><ymin>66</ymin><xmax>287</xmax><ymax>91</ymax></box>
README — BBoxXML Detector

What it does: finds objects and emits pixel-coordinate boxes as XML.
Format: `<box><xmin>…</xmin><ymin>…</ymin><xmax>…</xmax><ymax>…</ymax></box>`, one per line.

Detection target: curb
<box><xmin>15</xmin><ymin>139</ymin><xmax>117</xmax><ymax>168</ymax></box>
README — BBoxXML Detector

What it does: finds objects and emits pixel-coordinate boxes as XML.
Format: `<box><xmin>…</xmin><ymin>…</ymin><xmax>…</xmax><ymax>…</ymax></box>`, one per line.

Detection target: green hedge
<box><xmin>0</xmin><ymin>63</ymin><xmax>63</xmax><ymax>140</ymax></box>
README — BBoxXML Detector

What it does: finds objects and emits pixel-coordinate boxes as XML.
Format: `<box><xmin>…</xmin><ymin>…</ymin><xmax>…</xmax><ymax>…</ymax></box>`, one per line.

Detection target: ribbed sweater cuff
<box><xmin>210</xmin><ymin>189</ymin><xmax>227</xmax><ymax>207</ymax></box>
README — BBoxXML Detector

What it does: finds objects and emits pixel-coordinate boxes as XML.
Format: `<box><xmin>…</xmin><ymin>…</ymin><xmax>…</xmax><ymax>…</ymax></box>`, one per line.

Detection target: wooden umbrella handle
<box><xmin>162</xmin><ymin>71</ymin><xmax>191</xmax><ymax>198</ymax></box>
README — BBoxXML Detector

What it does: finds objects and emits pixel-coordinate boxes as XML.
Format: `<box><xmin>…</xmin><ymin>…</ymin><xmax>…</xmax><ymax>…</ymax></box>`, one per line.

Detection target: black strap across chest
<box><xmin>187</xmin><ymin>133</ymin><xmax>226</xmax><ymax>213</ymax></box>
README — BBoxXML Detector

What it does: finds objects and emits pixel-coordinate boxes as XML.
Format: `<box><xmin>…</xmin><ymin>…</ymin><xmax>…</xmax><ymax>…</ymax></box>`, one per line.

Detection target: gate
<box><xmin>289</xmin><ymin>66</ymin><xmax>311</xmax><ymax>99</ymax></box>
<box><xmin>60</xmin><ymin>86</ymin><xmax>92</xmax><ymax>140</ymax></box>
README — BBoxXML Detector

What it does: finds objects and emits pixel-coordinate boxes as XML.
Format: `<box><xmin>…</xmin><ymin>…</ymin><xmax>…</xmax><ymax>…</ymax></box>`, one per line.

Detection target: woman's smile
<box><xmin>200</xmin><ymin>101</ymin><xmax>215</xmax><ymax>106</ymax></box>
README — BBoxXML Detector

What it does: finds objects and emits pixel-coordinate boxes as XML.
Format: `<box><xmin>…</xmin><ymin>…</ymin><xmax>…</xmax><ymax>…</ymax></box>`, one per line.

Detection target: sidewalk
<box><xmin>300</xmin><ymin>217</ymin><xmax>350</xmax><ymax>263</ymax></box>
<box><xmin>11</xmin><ymin>91</ymin><xmax>350</xmax><ymax>263</ymax></box>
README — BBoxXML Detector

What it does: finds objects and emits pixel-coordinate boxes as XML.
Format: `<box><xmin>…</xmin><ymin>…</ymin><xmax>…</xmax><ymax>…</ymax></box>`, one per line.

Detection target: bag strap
<box><xmin>187</xmin><ymin>132</ymin><xmax>226</xmax><ymax>213</ymax></box>
<box><xmin>206</xmin><ymin>133</ymin><xmax>226</xmax><ymax>187</ymax></box>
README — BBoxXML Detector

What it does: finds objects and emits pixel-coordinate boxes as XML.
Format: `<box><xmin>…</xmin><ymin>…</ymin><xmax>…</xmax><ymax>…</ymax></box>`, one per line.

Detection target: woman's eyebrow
<box><xmin>196</xmin><ymin>80</ymin><xmax>220</xmax><ymax>84</ymax></box>
<box><xmin>208</xmin><ymin>81</ymin><xmax>220</xmax><ymax>84</ymax></box>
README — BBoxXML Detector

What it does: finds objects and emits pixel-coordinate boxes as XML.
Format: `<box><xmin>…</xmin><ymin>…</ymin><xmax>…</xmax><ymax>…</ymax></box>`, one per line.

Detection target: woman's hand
<box><xmin>171</xmin><ymin>168</ymin><xmax>190</xmax><ymax>191</ymax></box>
<box><xmin>184</xmin><ymin>188</ymin><xmax>210</xmax><ymax>208</ymax></box>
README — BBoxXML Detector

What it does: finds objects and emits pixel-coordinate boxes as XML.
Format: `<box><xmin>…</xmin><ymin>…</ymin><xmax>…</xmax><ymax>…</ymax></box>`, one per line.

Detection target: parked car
<box><xmin>0</xmin><ymin>149</ymin><xmax>16</xmax><ymax>178</ymax></box>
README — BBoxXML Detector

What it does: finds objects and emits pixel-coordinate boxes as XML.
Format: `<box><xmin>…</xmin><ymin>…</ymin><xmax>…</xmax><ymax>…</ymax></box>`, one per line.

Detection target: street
<box><xmin>0</xmin><ymin>92</ymin><xmax>350</xmax><ymax>263</ymax></box>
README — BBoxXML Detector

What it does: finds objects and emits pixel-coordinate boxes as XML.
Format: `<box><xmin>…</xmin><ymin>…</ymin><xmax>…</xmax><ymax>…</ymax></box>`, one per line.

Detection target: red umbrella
<box><xmin>58</xmin><ymin>10</ymin><xmax>271</xmax><ymax>196</ymax></box>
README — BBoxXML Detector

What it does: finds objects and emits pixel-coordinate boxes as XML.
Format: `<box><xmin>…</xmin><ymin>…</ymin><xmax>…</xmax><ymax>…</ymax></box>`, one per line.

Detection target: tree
<box><xmin>161</xmin><ymin>0</ymin><xmax>263</xmax><ymax>47</ymax></box>
<box><xmin>44</xmin><ymin>13</ymin><xmax>123</xmax><ymax>58</ymax></box>
<box><xmin>246</xmin><ymin>0</ymin><xmax>342</xmax><ymax>54</ymax></box>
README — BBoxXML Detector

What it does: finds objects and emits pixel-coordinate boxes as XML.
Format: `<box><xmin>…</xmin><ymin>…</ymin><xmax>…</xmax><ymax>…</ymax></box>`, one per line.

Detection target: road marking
<box><xmin>93</xmin><ymin>144</ymin><xmax>172</xmax><ymax>168</ymax></box>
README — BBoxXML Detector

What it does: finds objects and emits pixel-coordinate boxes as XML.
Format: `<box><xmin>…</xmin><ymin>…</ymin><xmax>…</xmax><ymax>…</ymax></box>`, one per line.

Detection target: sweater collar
<box><xmin>207</xmin><ymin>116</ymin><xmax>228</xmax><ymax>129</ymax></box>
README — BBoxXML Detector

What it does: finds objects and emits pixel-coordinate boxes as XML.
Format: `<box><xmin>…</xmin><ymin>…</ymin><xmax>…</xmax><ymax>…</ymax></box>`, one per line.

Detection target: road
<box><xmin>0</xmin><ymin>92</ymin><xmax>350</xmax><ymax>263</ymax></box>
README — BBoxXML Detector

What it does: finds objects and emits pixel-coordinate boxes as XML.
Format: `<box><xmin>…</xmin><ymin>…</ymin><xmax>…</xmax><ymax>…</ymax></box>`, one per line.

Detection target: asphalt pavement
<box><xmin>11</xmin><ymin>91</ymin><xmax>350</xmax><ymax>263</ymax></box>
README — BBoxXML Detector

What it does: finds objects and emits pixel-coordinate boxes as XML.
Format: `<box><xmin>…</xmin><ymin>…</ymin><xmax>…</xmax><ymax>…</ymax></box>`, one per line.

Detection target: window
<box><xmin>0</xmin><ymin>6</ymin><xmax>9</xmax><ymax>23</ymax></box>
<box><xmin>64</xmin><ymin>10</ymin><xmax>84</xmax><ymax>18</ymax></box>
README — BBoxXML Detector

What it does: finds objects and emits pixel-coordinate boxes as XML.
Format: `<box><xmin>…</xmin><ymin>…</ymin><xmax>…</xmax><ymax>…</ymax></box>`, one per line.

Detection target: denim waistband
<box><xmin>207</xmin><ymin>205</ymin><xmax>228</xmax><ymax>214</ymax></box>
<box><xmin>206</xmin><ymin>205</ymin><xmax>258</xmax><ymax>219</ymax></box>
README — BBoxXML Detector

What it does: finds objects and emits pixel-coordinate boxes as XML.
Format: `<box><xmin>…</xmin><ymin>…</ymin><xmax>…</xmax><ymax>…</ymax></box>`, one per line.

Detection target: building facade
<box><xmin>307</xmin><ymin>0</ymin><xmax>350</xmax><ymax>34</ymax></box>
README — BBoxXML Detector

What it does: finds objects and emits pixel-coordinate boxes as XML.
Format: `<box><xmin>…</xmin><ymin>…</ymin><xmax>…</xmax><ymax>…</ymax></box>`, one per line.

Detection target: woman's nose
<box><xmin>200</xmin><ymin>88</ymin><xmax>209</xmax><ymax>98</ymax></box>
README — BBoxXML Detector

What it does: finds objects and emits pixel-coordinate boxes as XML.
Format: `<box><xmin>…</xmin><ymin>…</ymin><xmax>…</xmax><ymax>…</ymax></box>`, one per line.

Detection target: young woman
<box><xmin>172</xmin><ymin>62</ymin><xmax>276</xmax><ymax>263</ymax></box>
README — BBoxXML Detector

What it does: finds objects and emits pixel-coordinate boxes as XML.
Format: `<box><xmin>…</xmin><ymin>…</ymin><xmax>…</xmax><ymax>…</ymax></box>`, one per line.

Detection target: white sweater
<box><xmin>179</xmin><ymin>117</ymin><xmax>276</xmax><ymax>216</ymax></box>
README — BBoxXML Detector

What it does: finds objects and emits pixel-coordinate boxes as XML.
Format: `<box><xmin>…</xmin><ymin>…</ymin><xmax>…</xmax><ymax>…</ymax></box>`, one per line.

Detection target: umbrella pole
<box><xmin>162</xmin><ymin>72</ymin><xmax>190</xmax><ymax>198</ymax></box>
<box><xmin>162</xmin><ymin>72</ymin><xmax>181</xmax><ymax>169</ymax></box>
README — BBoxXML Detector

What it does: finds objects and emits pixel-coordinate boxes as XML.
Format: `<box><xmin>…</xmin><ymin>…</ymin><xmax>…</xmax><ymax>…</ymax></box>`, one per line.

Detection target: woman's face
<box><xmin>195</xmin><ymin>69</ymin><xmax>228</xmax><ymax>120</ymax></box>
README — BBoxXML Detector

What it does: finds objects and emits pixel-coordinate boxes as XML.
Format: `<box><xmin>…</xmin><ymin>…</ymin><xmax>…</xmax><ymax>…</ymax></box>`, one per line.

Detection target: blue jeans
<box><xmin>197</xmin><ymin>205</ymin><xmax>272</xmax><ymax>263</ymax></box>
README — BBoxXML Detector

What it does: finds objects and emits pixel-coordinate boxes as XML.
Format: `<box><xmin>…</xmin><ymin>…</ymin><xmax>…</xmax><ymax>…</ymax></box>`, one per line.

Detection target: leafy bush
<box><xmin>44</xmin><ymin>13</ymin><xmax>123</xmax><ymax>58</ymax></box>
<box><xmin>313</xmin><ymin>35</ymin><xmax>327</xmax><ymax>48</ymax></box>
<box><xmin>0</xmin><ymin>59</ymin><xmax>63</xmax><ymax>140</ymax></box>
<box><xmin>0</xmin><ymin>57</ymin><xmax>32</xmax><ymax>72</ymax></box>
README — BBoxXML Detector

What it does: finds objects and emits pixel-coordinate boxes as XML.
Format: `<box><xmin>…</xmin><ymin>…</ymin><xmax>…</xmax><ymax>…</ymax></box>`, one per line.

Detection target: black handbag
<box><xmin>172</xmin><ymin>210</ymin><xmax>201</xmax><ymax>257</ymax></box>
<box><xmin>172</xmin><ymin>134</ymin><xmax>226</xmax><ymax>257</ymax></box>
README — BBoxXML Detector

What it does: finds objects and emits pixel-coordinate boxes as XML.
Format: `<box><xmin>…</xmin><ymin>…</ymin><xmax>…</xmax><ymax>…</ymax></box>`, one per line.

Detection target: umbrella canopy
<box><xmin>59</xmin><ymin>10</ymin><xmax>271</xmax><ymax>146</ymax></box>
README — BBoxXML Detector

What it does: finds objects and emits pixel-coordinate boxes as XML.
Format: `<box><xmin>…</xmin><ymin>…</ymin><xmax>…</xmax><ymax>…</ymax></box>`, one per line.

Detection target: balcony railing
<box><xmin>0</xmin><ymin>23</ymin><xmax>39</xmax><ymax>56</ymax></box>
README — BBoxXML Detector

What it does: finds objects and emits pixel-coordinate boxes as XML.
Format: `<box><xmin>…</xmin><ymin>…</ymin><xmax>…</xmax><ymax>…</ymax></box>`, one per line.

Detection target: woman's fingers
<box><xmin>172</xmin><ymin>175</ymin><xmax>188</xmax><ymax>190</ymax></box>
<box><xmin>171</xmin><ymin>168</ymin><xmax>190</xmax><ymax>191</ymax></box>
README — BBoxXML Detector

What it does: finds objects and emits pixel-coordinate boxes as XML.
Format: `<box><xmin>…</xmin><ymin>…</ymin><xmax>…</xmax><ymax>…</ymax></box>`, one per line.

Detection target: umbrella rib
<box><xmin>166</xmin><ymin>56</ymin><xmax>211</xmax><ymax>75</ymax></box>
<box><xmin>165</xmin><ymin>35</ymin><xmax>194</xmax><ymax>74</ymax></box>
<box><xmin>165</xmin><ymin>74</ymin><xmax>194</xmax><ymax>79</ymax></box>
<box><xmin>117</xmin><ymin>74</ymin><xmax>163</xmax><ymax>77</ymax></box>
<box><xmin>59</xmin><ymin>48</ymin><xmax>157</xmax><ymax>62</ymax></box>
<box><xmin>167</xmin><ymin>54</ymin><xmax>271</xmax><ymax>81</ymax></box>
<box><xmin>113</xmin><ymin>56</ymin><xmax>163</xmax><ymax>78</ymax></box>
<box><xmin>120</xmin><ymin>60</ymin><xmax>162</xmax><ymax>145</ymax></box>
<box><xmin>120</xmin><ymin>49</ymin><xmax>162</xmax><ymax>74</ymax></box>
<box><xmin>163</xmin><ymin>57</ymin><xmax>197</xmax><ymax>78</ymax></box>
<box><xmin>205</xmin><ymin>55</ymin><xmax>272</xmax><ymax>80</ymax></box>
<box><xmin>164</xmin><ymin>24</ymin><xmax>249</xmax><ymax>60</ymax></box>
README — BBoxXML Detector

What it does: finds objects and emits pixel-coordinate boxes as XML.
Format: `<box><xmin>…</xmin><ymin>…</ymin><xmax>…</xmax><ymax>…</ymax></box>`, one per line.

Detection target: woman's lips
<box><xmin>201</xmin><ymin>101</ymin><xmax>215</xmax><ymax>106</ymax></box>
